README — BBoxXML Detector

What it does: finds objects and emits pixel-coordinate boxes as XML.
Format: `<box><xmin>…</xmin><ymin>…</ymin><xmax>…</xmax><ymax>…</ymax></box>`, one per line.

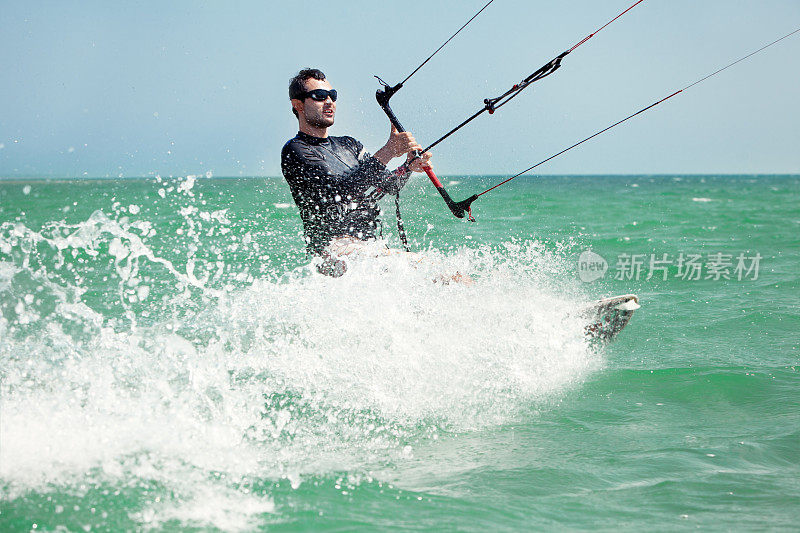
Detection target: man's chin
<box><xmin>309</xmin><ymin>117</ymin><xmax>335</xmax><ymax>128</ymax></box>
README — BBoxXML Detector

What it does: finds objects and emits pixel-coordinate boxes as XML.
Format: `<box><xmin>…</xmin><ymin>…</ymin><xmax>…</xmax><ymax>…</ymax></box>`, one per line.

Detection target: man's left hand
<box><xmin>407</xmin><ymin>149</ymin><xmax>433</xmax><ymax>173</ymax></box>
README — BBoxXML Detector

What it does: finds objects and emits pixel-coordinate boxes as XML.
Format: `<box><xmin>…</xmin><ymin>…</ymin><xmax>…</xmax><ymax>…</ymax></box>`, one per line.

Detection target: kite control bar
<box><xmin>371</xmin><ymin>0</ymin><xmax>647</xmax><ymax>222</ymax></box>
<box><xmin>376</xmin><ymin>82</ymin><xmax>477</xmax><ymax>220</ymax></box>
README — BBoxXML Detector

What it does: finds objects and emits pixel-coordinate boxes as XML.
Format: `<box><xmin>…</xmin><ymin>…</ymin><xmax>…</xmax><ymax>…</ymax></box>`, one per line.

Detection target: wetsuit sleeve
<box><xmin>379</xmin><ymin>166</ymin><xmax>412</xmax><ymax>195</ymax></box>
<box><xmin>346</xmin><ymin>137</ymin><xmax>411</xmax><ymax>195</ymax></box>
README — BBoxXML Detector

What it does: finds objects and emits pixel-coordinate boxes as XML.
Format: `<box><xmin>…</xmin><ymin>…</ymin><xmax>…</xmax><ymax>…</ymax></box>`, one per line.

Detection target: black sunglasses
<box><xmin>297</xmin><ymin>88</ymin><xmax>338</xmax><ymax>102</ymax></box>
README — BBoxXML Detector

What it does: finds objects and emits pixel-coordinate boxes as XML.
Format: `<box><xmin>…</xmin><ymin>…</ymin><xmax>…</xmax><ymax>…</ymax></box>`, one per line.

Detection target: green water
<box><xmin>1</xmin><ymin>174</ymin><xmax>798</xmax><ymax>531</ymax></box>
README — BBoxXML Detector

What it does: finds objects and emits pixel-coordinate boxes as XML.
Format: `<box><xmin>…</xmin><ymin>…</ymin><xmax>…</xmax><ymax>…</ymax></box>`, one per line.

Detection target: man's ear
<box><xmin>291</xmin><ymin>98</ymin><xmax>304</xmax><ymax>118</ymax></box>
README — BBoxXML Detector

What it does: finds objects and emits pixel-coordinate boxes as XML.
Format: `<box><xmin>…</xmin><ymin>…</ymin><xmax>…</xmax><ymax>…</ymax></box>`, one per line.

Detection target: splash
<box><xmin>1</xmin><ymin>178</ymin><xmax>600</xmax><ymax>528</ymax></box>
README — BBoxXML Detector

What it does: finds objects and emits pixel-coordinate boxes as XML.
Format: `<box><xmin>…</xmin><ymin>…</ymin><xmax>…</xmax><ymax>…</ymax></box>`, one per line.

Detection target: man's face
<box><xmin>296</xmin><ymin>78</ymin><xmax>336</xmax><ymax>128</ymax></box>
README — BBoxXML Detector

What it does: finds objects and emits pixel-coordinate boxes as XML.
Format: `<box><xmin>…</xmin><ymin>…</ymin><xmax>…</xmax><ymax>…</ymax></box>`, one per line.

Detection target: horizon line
<box><xmin>2</xmin><ymin>173</ymin><xmax>799</xmax><ymax>182</ymax></box>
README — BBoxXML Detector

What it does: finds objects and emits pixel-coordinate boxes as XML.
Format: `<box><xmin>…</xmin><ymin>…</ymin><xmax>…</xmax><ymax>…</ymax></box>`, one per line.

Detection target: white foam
<box><xmin>1</xmin><ymin>209</ymin><xmax>600</xmax><ymax>528</ymax></box>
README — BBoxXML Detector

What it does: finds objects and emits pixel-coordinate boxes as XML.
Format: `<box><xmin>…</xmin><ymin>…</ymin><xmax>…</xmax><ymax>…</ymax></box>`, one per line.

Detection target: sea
<box><xmin>1</xmin><ymin>174</ymin><xmax>798</xmax><ymax>531</ymax></box>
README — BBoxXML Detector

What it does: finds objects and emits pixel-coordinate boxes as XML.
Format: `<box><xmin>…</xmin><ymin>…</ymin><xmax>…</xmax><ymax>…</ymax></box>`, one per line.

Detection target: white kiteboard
<box><xmin>582</xmin><ymin>294</ymin><xmax>639</xmax><ymax>341</ymax></box>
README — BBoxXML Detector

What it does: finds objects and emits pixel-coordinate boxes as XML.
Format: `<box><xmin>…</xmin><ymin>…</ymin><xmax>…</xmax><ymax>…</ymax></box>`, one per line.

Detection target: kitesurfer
<box><xmin>281</xmin><ymin>68</ymin><xmax>433</xmax><ymax>276</ymax></box>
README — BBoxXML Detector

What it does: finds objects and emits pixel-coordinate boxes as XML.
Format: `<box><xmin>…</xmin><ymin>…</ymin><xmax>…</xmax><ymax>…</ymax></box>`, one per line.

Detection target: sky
<box><xmin>1</xmin><ymin>0</ymin><xmax>799</xmax><ymax>178</ymax></box>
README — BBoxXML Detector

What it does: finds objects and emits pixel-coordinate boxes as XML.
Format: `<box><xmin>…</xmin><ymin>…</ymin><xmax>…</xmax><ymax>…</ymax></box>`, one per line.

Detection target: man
<box><xmin>281</xmin><ymin>68</ymin><xmax>432</xmax><ymax>275</ymax></box>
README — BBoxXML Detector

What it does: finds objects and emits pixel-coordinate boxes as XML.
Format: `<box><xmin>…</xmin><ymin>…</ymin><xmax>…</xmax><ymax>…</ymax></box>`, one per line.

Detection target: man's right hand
<box><xmin>374</xmin><ymin>125</ymin><xmax>422</xmax><ymax>165</ymax></box>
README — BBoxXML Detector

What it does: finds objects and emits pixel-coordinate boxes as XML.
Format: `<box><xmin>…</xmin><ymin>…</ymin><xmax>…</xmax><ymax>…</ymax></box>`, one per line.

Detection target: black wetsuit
<box><xmin>281</xmin><ymin>131</ymin><xmax>410</xmax><ymax>255</ymax></box>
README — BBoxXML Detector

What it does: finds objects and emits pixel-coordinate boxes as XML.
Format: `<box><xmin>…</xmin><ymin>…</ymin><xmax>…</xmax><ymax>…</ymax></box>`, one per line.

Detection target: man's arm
<box><xmin>349</xmin><ymin>125</ymin><xmax>434</xmax><ymax>196</ymax></box>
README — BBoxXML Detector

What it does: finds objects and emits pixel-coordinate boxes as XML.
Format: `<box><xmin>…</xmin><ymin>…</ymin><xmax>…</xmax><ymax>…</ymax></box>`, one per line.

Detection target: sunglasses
<box><xmin>297</xmin><ymin>88</ymin><xmax>338</xmax><ymax>102</ymax></box>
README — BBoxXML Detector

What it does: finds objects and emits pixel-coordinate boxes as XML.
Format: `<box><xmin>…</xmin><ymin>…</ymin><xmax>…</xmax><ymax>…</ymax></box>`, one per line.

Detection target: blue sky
<box><xmin>2</xmin><ymin>0</ymin><xmax>799</xmax><ymax>177</ymax></box>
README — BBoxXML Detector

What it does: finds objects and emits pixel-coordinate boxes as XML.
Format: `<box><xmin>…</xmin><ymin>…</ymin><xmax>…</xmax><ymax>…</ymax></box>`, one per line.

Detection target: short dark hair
<box><xmin>289</xmin><ymin>68</ymin><xmax>326</xmax><ymax>117</ymax></box>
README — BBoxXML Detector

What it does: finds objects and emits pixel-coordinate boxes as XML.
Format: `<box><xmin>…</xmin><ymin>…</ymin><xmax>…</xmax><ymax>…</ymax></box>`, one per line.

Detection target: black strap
<box><xmin>395</xmin><ymin>192</ymin><xmax>410</xmax><ymax>252</ymax></box>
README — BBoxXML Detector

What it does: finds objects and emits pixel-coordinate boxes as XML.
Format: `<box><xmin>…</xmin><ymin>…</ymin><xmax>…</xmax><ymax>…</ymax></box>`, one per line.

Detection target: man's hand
<box><xmin>384</xmin><ymin>124</ymin><xmax>418</xmax><ymax>158</ymax></box>
<box><xmin>374</xmin><ymin>125</ymin><xmax>425</xmax><ymax>165</ymax></box>
<box><xmin>407</xmin><ymin>149</ymin><xmax>433</xmax><ymax>173</ymax></box>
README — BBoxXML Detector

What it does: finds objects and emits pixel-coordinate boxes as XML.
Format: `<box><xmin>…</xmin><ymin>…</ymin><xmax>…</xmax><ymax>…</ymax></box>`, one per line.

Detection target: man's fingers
<box><xmin>407</xmin><ymin>150</ymin><xmax>433</xmax><ymax>172</ymax></box>
<box><xmin>388</xmin><ymin>128</ymin><xmax>426</xmax><ymax>158</ymax></box>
